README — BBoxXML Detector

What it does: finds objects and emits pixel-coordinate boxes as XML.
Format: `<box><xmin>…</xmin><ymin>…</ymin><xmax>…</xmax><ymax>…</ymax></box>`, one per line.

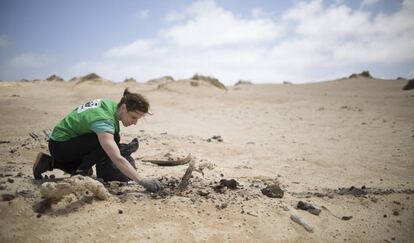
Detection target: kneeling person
<box><xmin>33</xmin><ymin>88</ymin><xmax>163</xmax><ymax>193</ymax></box>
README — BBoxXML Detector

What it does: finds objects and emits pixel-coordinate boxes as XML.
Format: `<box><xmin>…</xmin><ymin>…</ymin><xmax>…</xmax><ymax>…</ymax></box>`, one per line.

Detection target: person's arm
<box><xmin>97</xmin><ymin>132</ymin><xmax>163</xmax><ymax>192</ymax></box>
<box><xmin>97</xmin><ymin>132</ymin><xmax>142</xmax><ymax>182</ymax></box>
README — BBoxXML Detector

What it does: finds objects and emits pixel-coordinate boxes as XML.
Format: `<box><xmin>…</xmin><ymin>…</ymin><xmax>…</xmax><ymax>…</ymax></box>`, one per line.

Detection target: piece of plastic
<box><xmin>291</xmin><ymin>213</ymin><xmax>314</xmax><ymax>233</ymax></box>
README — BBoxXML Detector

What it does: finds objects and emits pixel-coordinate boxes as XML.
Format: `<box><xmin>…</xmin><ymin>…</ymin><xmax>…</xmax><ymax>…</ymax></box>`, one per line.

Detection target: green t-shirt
<box><xmin>50</xmin><ymin>99</ymin><xmax>120</xmax><ymax>141</ymax></box>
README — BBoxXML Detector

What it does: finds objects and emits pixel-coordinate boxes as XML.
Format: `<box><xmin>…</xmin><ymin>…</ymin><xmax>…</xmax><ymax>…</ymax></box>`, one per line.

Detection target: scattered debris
<box><xmin>296</xmin><ymin>201</ymin><xmax>321</xmax><ymax>216</ymax></box>
<box><xmin>1</xmin><ymin>193</ymin><xmax>16</xmax><ymax>201</ymax></box>
<box><xmin>321</xmin><ymin>205</ymin><xmax>352</xmax><ymax>221</ymax></box>
<box><xmin>291</xmin><ymin>213</ymin><xmax>314</xmax><ymax>233</ymax></box>
<box><xmin>213</xmin><ymin>179</ymin><xmax>239</xmax><ymax>193</ymax></box>
<box><xmin>215</xmin><ymin>203</ymin><xmax>228</xmax><ymax>210</ymax></box>
<box><xmin>261</xmin><ymin>184</ymin><xmax>284</xmax><ymax>198</ymax></box>
<box><xmin>17</xmin><ymin>190</ymin><xmax>34</xmax><ymax>198</ymax></box>
<box><xmin>336</xmin><ymin>186</ymin><xmax>368</xmax><ymax>197</ymax></box>
<box><xmin>194</xmin><ymin>162</ymin><xmax>215</xmax><ymax>176</ymax></box>
<box><xmin>291</xmin><ymin>186</ymin><xmax>414</xmax><ymax>198</ymax></box>
<box><xmin>197</xmin><ymin>190</ymin><xmax>210</xmax><ymax>197</ymax></box>
<box><xmin>206</xmin><ymin>136</ymin><xmax>223</xmax><ymax>142</ymax></box>
<box><xmin>33</xmin><ymin>198</ymin><xmax>52</xmax><ymax>213</ymax></box>
<box><xmin>246</xmin><ymin>211</ymin><xmax>258</xmax><ymax>217</ymax></box>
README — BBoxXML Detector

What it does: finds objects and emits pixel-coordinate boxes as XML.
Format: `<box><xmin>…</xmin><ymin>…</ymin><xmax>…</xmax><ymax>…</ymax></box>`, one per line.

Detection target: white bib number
<box><xmin>77</xmin><ymin>99</ymin><xmax>102</xmax><ymax>113</ymax></box>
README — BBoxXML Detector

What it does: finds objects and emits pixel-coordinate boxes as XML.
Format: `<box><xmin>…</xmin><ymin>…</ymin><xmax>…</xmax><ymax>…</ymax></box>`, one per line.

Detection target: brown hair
<box><xmin>118</xmin><ymin>88</ymin><xmax>150</xmax><ymax>113</ymax></box>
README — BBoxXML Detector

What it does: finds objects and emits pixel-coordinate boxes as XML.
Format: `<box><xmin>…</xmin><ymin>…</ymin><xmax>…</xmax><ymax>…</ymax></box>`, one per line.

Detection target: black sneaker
<box><xmin>33</xmin><ymin>152</ymin><xmax>54</xmax><ymax>179</ymax></box>
<box><xmin>73</xmin><ymin>167</ymin><xmax>93</xmax><ymax>177</ymax></box>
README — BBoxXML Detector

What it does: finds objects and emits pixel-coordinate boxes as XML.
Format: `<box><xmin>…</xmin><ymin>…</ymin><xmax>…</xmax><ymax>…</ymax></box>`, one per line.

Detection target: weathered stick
<box><xmin>143</xmin><ymin>153</ymin><xmax>192</xmax><ymax>166</ymax></box>
<box><xmin>177</xmin><ymin>160</ymin><xmax>195</xmax><ymax>192</ymax></box>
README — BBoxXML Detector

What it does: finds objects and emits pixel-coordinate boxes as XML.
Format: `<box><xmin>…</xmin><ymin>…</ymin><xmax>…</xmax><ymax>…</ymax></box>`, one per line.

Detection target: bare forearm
<box><xmin>112</xmin><ymin>156</ymin><xmax>142</xmax><ymax>183</ymax></box>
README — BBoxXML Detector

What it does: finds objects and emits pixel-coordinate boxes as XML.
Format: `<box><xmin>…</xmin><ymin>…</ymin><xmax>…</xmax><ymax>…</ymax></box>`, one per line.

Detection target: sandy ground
<box><xmin>0</xmin><ymin>76</ymin><xmax>413</xmax><ymax>242</ymax></box>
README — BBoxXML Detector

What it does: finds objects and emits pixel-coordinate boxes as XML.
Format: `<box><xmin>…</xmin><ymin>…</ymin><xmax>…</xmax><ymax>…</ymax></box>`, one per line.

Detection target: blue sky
<box><xmin>0</xmin><ymin>0</ymin><xmax>413</xmax><ymax>84</ymax></box>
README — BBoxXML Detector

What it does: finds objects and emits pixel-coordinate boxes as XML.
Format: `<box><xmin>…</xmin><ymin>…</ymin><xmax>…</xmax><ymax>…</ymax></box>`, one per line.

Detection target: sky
<box><xmin>0</xmin><ymin>0</ymin><xmax>413</xmax><ymax>84</ymax></box>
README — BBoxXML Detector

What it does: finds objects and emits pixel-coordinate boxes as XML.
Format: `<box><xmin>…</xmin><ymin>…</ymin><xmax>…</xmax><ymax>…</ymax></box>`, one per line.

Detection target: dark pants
<box><xmin>48</xmin><ymin>133</ymin><xmax>120</xmax><ymax>174</ymax></box>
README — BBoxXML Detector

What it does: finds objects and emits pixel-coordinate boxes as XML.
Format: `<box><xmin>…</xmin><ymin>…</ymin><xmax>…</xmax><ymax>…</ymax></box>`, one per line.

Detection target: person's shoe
<box><xmin>119</xmin><ymin>138</ymin><xmax>139</xmax><ymax>157</ymax></box>
<box><xmin>73</xmin><ymin>167</ymin><xmax>93</xmax><ymax>177</ymax></box>
<box><xmin>33</xmin><ymin>152</ymin><xmax>54</xmax><ymax>180</ymax></box>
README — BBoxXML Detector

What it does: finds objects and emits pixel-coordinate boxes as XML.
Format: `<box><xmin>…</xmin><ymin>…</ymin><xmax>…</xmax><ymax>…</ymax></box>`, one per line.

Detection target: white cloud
<box><xmin>69</xmin><ymin>0</ymin><xmax>414</xmax><ymax>84</ymax></box>
<box><xmin>104</xmin><ymin>39</ymin><xmax>167</xmax><ymax>59</ymax></box>
<box><xmin>0</xmin><ymin>35</ymin><xmax>9</xmax><ymax>48</ymax></box>
<box><xmin>135</xmin><ymin>9</ymin><xmax>149</xmax><ymax>19</ymax></box>
<box><xmin>283</xmin><ymin>0</ymin><xmax>414</xmax><ymax>65</ymax></box>
<box><xmin>160</xmin><ymin>1</ymin><xmax>283</xmax><ymax>47</ymax></box>
<box><xmin>10</xmin><ymin>52</ymin><xmax>52</xmax><ymax>68</ymax></box>
<box><xmin>284</xmin><ymin>0</ymin><xmax>374</xmax><ymax>38</ymax></box>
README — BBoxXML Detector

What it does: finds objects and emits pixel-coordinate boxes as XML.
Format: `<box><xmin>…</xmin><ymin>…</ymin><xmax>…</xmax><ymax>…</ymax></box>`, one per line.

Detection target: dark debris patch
<box><xmin>291</xmin><ymin>186</ymin><xmax>414</xmax><ymax>199</ymax></box>
<box><xmin>213</xmin><ymin>179</ymin><xmax>240</xmax><ymax>193</ymax></box>
<box><xmin>336</xmin><ymin>186</ymin><xmax>368</xmax><ymax>197</ymax></box>
<box><xmin>1</xmin><ymin>193</ymin><xmax>16</xmax><ymax>201</ymax></box>
<box><xmin>261</xmin><ymin>184</ymin><xmax>284</xmax><ymax>198</ymax></box>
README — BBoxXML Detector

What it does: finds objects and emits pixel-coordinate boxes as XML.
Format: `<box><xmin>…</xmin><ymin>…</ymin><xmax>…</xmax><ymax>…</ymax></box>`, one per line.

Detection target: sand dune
<box><xmin>0</xmin><ymin>74</ymin><xmax>413</xmax><ymax>242</ymax></box>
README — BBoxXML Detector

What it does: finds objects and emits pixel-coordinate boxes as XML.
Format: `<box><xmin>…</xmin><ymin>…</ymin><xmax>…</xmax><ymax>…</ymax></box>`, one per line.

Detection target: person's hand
<box><xmin>139</xmin><ymin>178</ymin><xmax>164</xmax><ymax>193</ymax></box>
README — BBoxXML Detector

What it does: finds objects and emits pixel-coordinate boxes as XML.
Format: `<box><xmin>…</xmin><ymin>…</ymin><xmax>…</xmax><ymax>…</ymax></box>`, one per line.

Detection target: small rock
<box><xmin>215</xmin><ymin>203</ymin><xmax>227</xmax><ymax>210</ymax></box>
<box><xmin>393</xmin><ymin>211</ymin><xmax>399</xmax><ymax>216</ymax></box>
<box><xmin>118</xmin><ymin>209</ymin><xmax>123</xmax><ymax>214</ymax></box>
<box><xmin>1</xmin><ymin>193</ymin><xmax>16</xmax><ymax>201</ymax></box>
<box><xmin>261</xmin><ymin>184</ymin><xmax>284</xmax><ymax>198</ymax></box>
<box><xmin>213</xmin><ymin>179</ymin><xmax>239</xmax><ymax>193</ymax></box>
<box><xmin>7</xmin><ymin>178</ymin><xmax>14</xmax><ymax>183</ymax></box>
<box><xmin>197</xmin><ymin>190</ymin><xmax>210</xmax><ymax>197</ymax></box>
<box><xmin>296</xmin><ymin>201</ymin><xmax>321</xmax><ymax>215</ymax></box>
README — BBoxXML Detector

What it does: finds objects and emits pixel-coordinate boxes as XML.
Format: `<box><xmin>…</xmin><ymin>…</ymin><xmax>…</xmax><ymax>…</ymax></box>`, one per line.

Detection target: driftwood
<box><xmin>142</xmin><ymin>153</ymin><xmax>192</xmax><ymax>166</ymax></box>
<box><xmin>177</xmin><ymin>160</ymin><xmax>195</xmax><ymax>192</ymax></box>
